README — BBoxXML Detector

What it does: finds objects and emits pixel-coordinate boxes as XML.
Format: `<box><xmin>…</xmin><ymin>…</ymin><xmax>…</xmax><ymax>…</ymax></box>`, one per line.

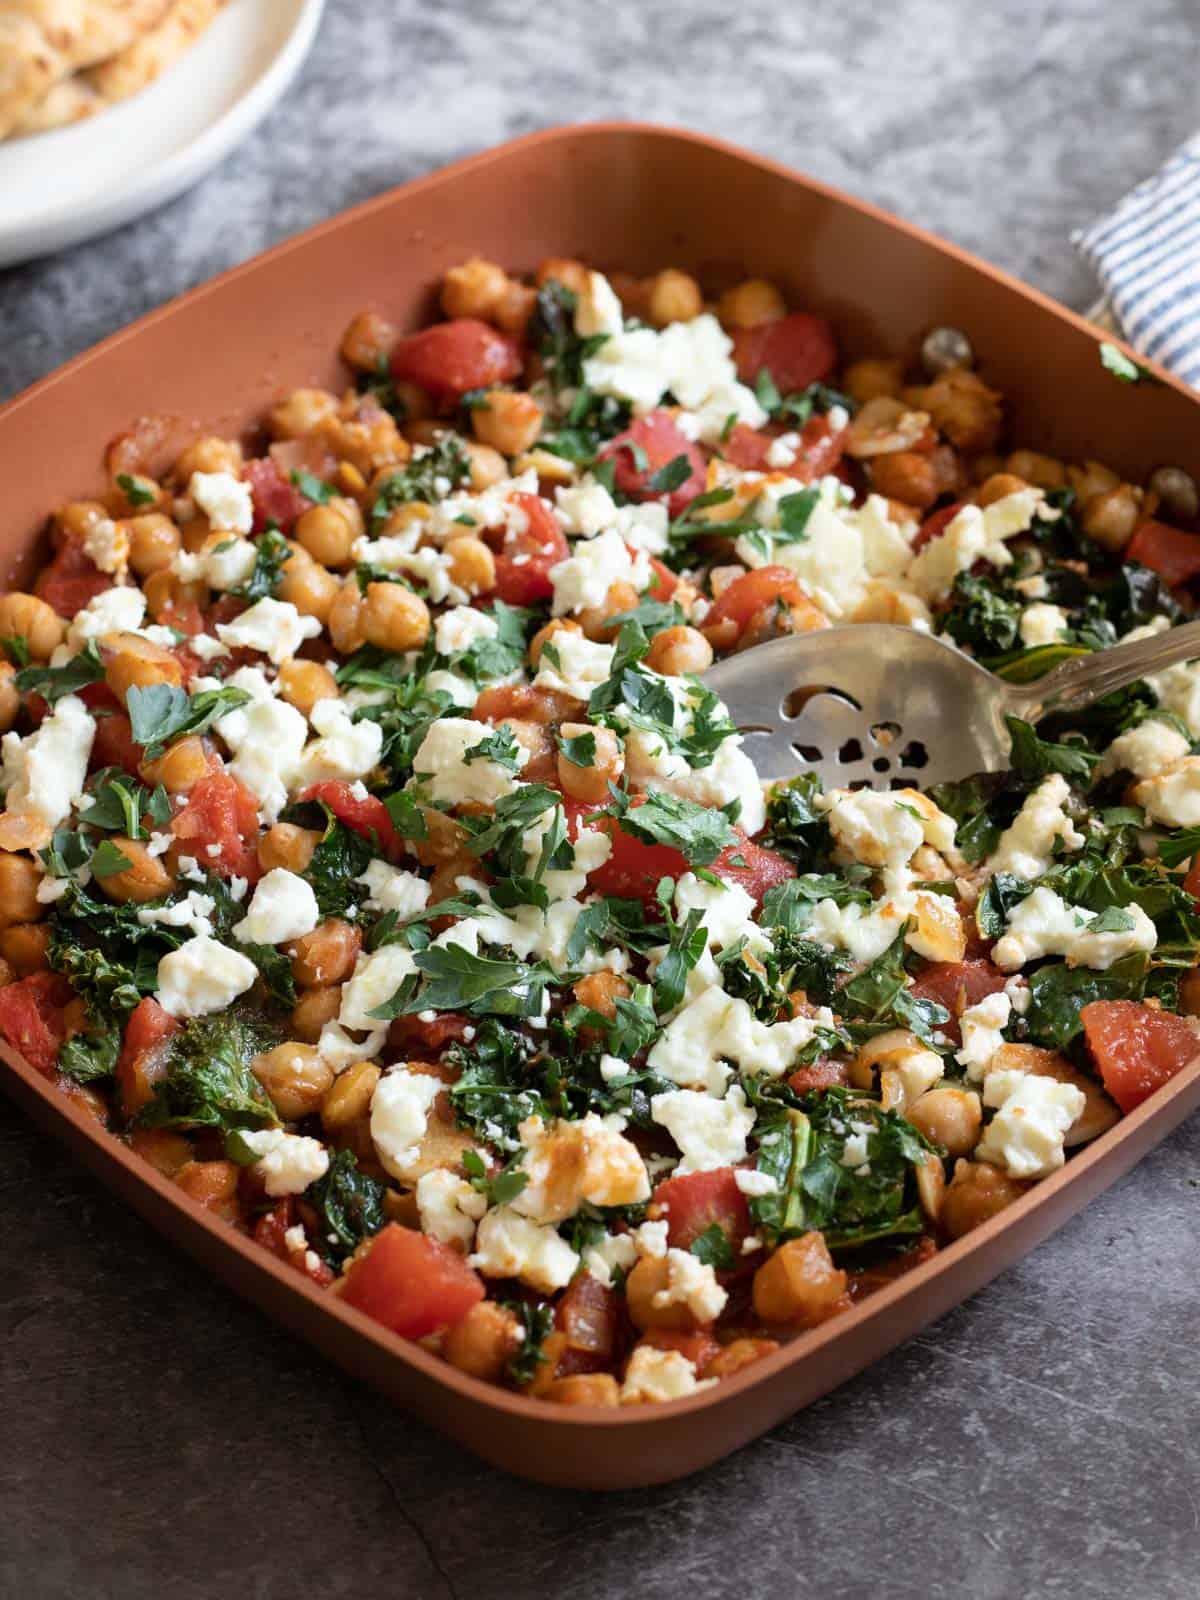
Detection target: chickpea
<box><xmin>174</xmin><ymin>1159</ymin><xmax>239</xmax><ymax>1219</ymax></box>
<box><xmin>578</xmin><ymin>580</ymin><xmax>638</xmax><ymax>643</ymax></box>
<box><xmin>492</xmin><ymin>281</ymin><xmax>537</xmax><ymax>339</ymax></box>
<box><xmin>291</xmin><ymin>984</ymin><xmax>342</xmax><ymax>1043</ymax></box>
<box><xmin>1067</xmin><ymin>459</ymin><xmax>1120</xmax><ymax>503</ymax></box>
<box><xmin>295</xmin><ymin>501</ymin><xmax>357</xmax><ymax>569</ymax></box>
<box><xmin>442</xmin><ymin>1301</ymin><xmax>523</xmax><ymax>1379</ymax></box>
<box><xmin>0</xmin><ymin>592</ymin><xmax>64</xmax><ymax>659</ymax></box>
<box><xmin>976</xmin><ymin>471</ymin><xmax>1029</xmax><ymax>508</ymax></box>
<box><xmin>404</xmin><ymin>420</ymin><xmax>448</xmax><ymax>450</ymax></box>
<box><xmin>143</xmin><ymin>569</ymin><xmax>206</xmax><ymax>621</ymax></box>
<box><xmin>869</xmin><ymin>451</ymin><xmax>939</xmax><ymax>509</ymax></box>
<box><xmin>513</xmin><ymin>447</ymin><xmax>577</xmax><ymax>488</ymax></box>
<box><xmin>363</xmin><ymin>581</ymin><xmax>431</xmax><ymax>652</ymax></box>
<box><xmin>0</xmin><ymin>854</ymin><xmax>42</xmax><ymax>928</ymax></box>
<box><xmin>320</xmin><ymin>408</ymin><xmax>407</xmax><ymax>478</ymax></box>
<box><xmin>0</xmin><ymin>662</ymin><xmax>18</xmax><ymax>734</ymax></box>
<box><xmin>0</xmin><ymin>922</ymin><xmax>49</xmax><ymax>975</ymax></box>
<box><xmin>129</xmin><ymin>1126</ymin><xmax>193</xmax><ymax>1177</ymax></box>
<box><xmin>269</xmin><ymin>387</ymin><xmax>339</xmax><ymax>441</ymax></box>
<box><xmin>103</xmin><ymin>633</ymin><xmax>184</xmax><ymax>703</ymax></box>
<box><xmin>1006</xmin><ymin>449</ymin><xmax>1065</xmax><ymax>491</ymax></box>
<box><xmin>173</xmin><ymin>435</ymin><xmax>243</xmax><ymax>482</ymax></box>
<box><xmin>54</xmin><ymin>499</ymin><xmax>109</xmax><ymax>543</ymax></box>
<box><xmin>426</xmin><ymin>847</ymin><xmax>476</xmax><ymax>904</ymax></box>
<box><xmin>441</xmin><ymin>257</ymin><xmax>511</xmax><ymax>321</ymax></box>
<box><xmin>1081</xmin><ymin>484</ymin><xmax>1142</xmax><ymax>553</ymax></box>
<box><xmin>472</xmin><ymin>390</ymin><xmax>544</xmax><ymax>457</ymax></box>
<box><xmin>278</xmin><ymin>659</ymin><xmax>339</xmax><ymax>717</ymax></box>
<box><xmin>122</xmin><ymin>511</ymin><xmax>180</xmax><ymax>577</ymax></box>
<box><xmin>502</xmin><ymin>718</ymin><xmax>556</xmax><ymax>783</ymax></box>
<box><xmin>626</xmin><ymin>1256</ymin><xmax>695</xmax><ymax>1332</ymax></box>
<box><xmin>556</xmin><ymin>722</ymin><xmax>624</xmax><ymax>804</ymax></box>
<box><xmin>529</xmin><ymin>616</ymin><xmax>581</xmax><ymax>667</ymax></box>
<box><xmin>327</xmin><ymin>577</ymin><xmax>368</xmax><ymax>654</ymax></box>
<box><xmin>442</xmin><ymin>535</ymin><xmax>496</xmax><ymax>597</ymax></box>
<box><xmin>409</xmin><ymin>806</ymin><xmax>469</xmax><ymax>869</ymax></box>
<box><xmin>971</xmin><ymin>453</ymin><xmax>1005</xmax><ymax>484</ymax></box>
<box><xmin>572</xmin><ymin>970</ymin><xmax>631</xmax><ymax>1020</ymax></box>
<box><xmin>842</xmin><ymin>358</ymin><xmax>903</xmax><ymax>406</ymax></box>
<box><xmin>139</xmin><ymin>736</ymin><xmax>209</xmax><ymax>796</ymax></box>
<box><xmin>544</xmin><ymin>1374</ymin><xmax>621</xmax><ymax>1407</ymax></box>
<box><xmin>321</xmin><ymin>1059</ymin><xmax>381</xmax><ymax>1134</ymax></box>
<box><xmin>645</xmin><ymin>625</ymin><xmax>713</xmax><ymax>677</ymax></box>
<box><xmin>258</xmin><ymin>822</ymin><xmax>319</xmax><ymax>875</ymax></box>
<box><xmin>279</xmin><ymin>547</ymin><xmax>339</xmax><ymax>623</ymax></box>
<box><xmin>908</xmin><ymin>368</ymin><xmax>1002</xmax><ymax>455</ymax></box>
<box><xmin>752</xmin><ymin>1232</ymin><xmax>849</xmax><ymax>1327</ymax></box>
<box><xmin>340</xmin><ymin>310</ymin><xmax>399</xmax><ymax>374</ymax></box>
<box><xmin>535</xmin><ymin>256</ymin><xmax>590</xmax><ymax>296</ymax></box>
<box><xmin>717</xmin><ymin>278</ymin><xmax>787</xmax><ymax>329</ymax></box>
<box><xmin>905</xmin><ymin>1086</ymin><xmax>982</xmax><ymax>1158</ymax></box>
<box><xmin>288</xmin><ymin>918</ymin><xmax>361</xmax><ymax>988</ymax></box>
<box><xmin>941</xmin><ymin>1159</ymin><xmax>1028</xmax><ymax>1240</ymax></box>
<box><xmin>644</xmin><ymin>268</ymin><xmax>703</xmax><ymax>327</ymax></box>
<box><xmin>251</xmin><ymin>1041</ymin><xmax>334</xmax><ymax>1121</ymax></box>
<box><xmin>462</xmin><ymin>440</ymin><xmax>508</xmax><ymax>490</ymax></box>
<box><xmin>95</xmin><ymin>837</ymin><xmax>175</xmax><ymax>904</ymax></box>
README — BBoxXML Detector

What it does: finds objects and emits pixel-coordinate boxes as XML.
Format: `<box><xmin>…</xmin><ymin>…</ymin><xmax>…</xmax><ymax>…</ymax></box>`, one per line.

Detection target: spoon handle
<box><xmin>1004</xmin><ymin>618</ymin><xmax>1200</xmax><ymax>721</ymax></box>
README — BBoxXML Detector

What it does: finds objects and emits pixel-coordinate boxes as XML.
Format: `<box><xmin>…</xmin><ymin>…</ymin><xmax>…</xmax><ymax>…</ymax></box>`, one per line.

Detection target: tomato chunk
<box><xmin>787</xmin><ymin>1058</ymin><xmax>850</xmax><ymax>1093</ymax></box>
<box><xmin>1081</xmin><ymin>999</ymin><xmax>1200</xmax><ymax>1113</ymax></box>
<box><xmin>0</xmin><ymin>972</ymin><xmax>71</xmax><ymax>1076</ymax></box>
<box><xmin>299</xmin><ymin>779</ymin><xmax>402</xmax><ymax>860</ymax></box>
<box><xmin>654</xmin><ymin>1167</ymin><xmax>754</xmax><ymax>1256</ymax></box>
<box><xmin>731</xmin><ymin>312</ymin><xmax>837</xmax><ymax>394</ymax></box>
<box><xmin>171</xmin><ymin>769</ymin><xmax>262</xmax><ymax>881</ymax></box>
<box><xmin>244</xmin><ymin>456</ymin><xmax>311</xmax><ymax>534</ymax></box>
<box><xmin>912</xmin><ymin>500</ymin><xmax>965</xmax><ymax>554</ymax></box>
<box><xmin>722</xmin><ymin>414</ymin><xmax>846</xmax><ymax>482</ymax></box>
<box><xmin>89</xmin><ymin>711</ymin><xmax>143</xmax><ymax>776</ymax></box>
<box><xmin>491</xmin><ymin>492</ymin><xmax>570</xmax><ymax>605</ymax></box>
<box><xmin>387</xmin><ymin>1011</ymin><xmax>471</xmax><ymax>1054</ymax></box>
<box><xmin>35</xmin><ymin>538</ymin><xmax>111</xmax><ymax>617</ymax></box>
<box><xmin>340</xmin><ymin>1223</ymin><xmax>484</xmax><ymax>1338</ymax></box>
<box><xmin>706</xmin><ymin>566</ymin><xmax>805</xmax><ymax>632</ymax></box>
<box><xmin>712</xmin><ymin>837</ymin><xmax>796</xmax><ymax>905</ymax></box>
<box><xmin>600</xmin><ymin>411</ymin><xmax>706</xmax><ymax>516</ymax></box>
<box><xmin>909</xmin><ymin>959</ymin><xmax>1008</xmax><ymax>1044</ymax></box>
<box><xmin>116</xmin><ymin>997</ymin><xmax>182</xmax><ymax>1117</ymax></box>
<box><xmin>556</xmin><ymin>1271</ymin><xmax>622</xmax><ymax>1374</ymax></box>
<box><xmin>1125</xmin><ymin>520</ymin><xmax>1200</xmax><ymax>586</ymax></box>
<box><xmin>391</xmin><ymin>319</ymin><xmax>522</xmax><ymax>406</ymax></box>
<box><xmin>1184</xmin><ymin>856</ymin><xmax>1200</xmax><ymax>902</ymax></box>
<box><xmin>639</xmin><ymin>1328</ymin><xmax>722</xmax><ymax>1373</ymax></box>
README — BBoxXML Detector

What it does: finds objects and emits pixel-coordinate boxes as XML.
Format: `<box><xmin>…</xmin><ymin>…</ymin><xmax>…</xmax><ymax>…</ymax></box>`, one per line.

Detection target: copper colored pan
<box><xmin>3</xmin><ymin>123</ymin><xmax>1199</xmax><ymax>1490</ymax></box>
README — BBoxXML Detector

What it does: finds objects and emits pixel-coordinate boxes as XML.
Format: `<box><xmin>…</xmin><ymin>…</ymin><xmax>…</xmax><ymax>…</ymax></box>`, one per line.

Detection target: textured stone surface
<box><xmin>2</xmin><ymin>1</ymin><xmax>1200</xmax><ymax>1595</ymax></box>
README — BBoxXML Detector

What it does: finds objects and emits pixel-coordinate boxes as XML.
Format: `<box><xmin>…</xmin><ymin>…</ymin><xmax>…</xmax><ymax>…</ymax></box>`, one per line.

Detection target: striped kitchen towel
<box><xmin>1074</xmin><ymin>133</ymin><xmax>1200</xmax><ymax>388</ymax></box>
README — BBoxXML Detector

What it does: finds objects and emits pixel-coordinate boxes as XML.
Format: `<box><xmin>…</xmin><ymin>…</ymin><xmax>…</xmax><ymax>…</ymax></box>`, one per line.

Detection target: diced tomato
<box><xmin>1184</xmin><ymin>857</ymin><xmax>1200</xmax><ymax>901</ymax></box>
<box><xmin>206</xmin><ymin>595</ymin><xmax>246</xmax><ymax>630</ymax></box>
<box><xmin>1125</xmin><ymin>519</ymin><xmax>1200</xmax><ymax>586</ymax></box>
<box><xmin>340</xmin><ymin>1223</ymin><xmax>484</xmax><ymax>1338</ymax></box>
<box><xmin>639</xmin><ymin>1328</ymin><xmax>722</xmax><ymax>1372</ymax></box>
<box><xmin>654</xmin><ymin>1167</ymin><xmax>754</xmax><ymax>1257</ymax></box>
<box><xmin>722</xmin><ymin>414</ymin><xmax>846</xmax><ymax>482</ymax></box>
<box><xmin>388</xmin><ymin>1012</ymin><xmax>471</xmax><ymax>1054</ymax></box>
<box><xmin>1081</xmin><ymin>999</ymin><xmax>1200</xmax><ymax>1114</ymax></box>
<box><xmin>787</xmin><ymin>1058</ymin><xmax>850</xmax><ymax>1093</ymax></box>
<box><xmin>712</xmin><ymin>836</ymin><xmax>796</xmax><ymax>906</ymax></box>
<box><xmin>646</xmin><ymin>557</ymin><xmax>678</xmax><ymax>600</ymax></box>
<box><xmin>706</xmin><ymin>566</ymin><xmax>805</xmax><ymax>632</ymax></box>
<box><xmin>391</xmin><ymin>319</ymin><xmax>522</xmax><ymax>406</ymax></box>
<box><xmin>556</xmin><ymin>1271</ymin><xmax>622</xmax><ymax>1370</ymax></box>
<box><xmin>731</xmin><ymin>312</ymin><xmax>837</xmax><ymax>394</ymax></box>
<box><xmin>912</xmin><ymin>500</ymin><xmax>965</xmax><ymax>553</ymax></box>
<box><xmin>909</xmin><ymin>959</ymin><xmax>1008</xmax><ymax>1044</ymax></box>
<box><xmin>34</xmin><ymin>537</ymin><xmax>111</xmax><ymax>618</ymax></box>
<box><xmin>253</xmin><ymin>1200</ymin><xmax>335</xmax><ymax>1287</ymax></box>
<box><xmin>491</xmin><ymin>492</ymin><xmax>570</xmax><ymax>606</ymax></box>
<box><xmin>171</xmin><ymin>769</ymin><xmax>262</xmax><ymax>881</ymax></box>
<box><xmin>600</xmin><ymin>411</ymin><xmax>706</xmax><ymax>516</ymax></box>
<box><xmin>159</xmin><ymin>601</ymin><xmax>205</xmax><ymax>639</ymax></box>
<box><xmin>298</xmin><ymin>780</ymin><xmax>402</xmax><ymax>861</ymax></box>
<box><xmin>116</xmin><ymin>997</ymin><xmax>182</xmax><ymax>1117</ymax></box>
<box><xmin>0</xmin><ymin>972</ymin><xmax>71</xmax><ymax>1077</ymax></box>
<box><xmin>244</xmin><ymin>455</ymin><xmax>311</xmax><ymax>534</ymax></box>
<box><xmin>90</xmin><ymin>711</ymin><xmax>143</xmax><ymax>776</ymax></box>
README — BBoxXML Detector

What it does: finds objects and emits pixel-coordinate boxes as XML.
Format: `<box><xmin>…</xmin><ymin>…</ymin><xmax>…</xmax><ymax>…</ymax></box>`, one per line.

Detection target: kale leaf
<box><xmin>304</xmin><ymin>1149</ymin><xmax>388</xmax><ymax>1265</ymax></box>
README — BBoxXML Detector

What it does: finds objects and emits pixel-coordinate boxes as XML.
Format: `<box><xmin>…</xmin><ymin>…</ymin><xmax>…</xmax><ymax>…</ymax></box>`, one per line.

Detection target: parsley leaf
<box><xmin>126</xmin><ymin>683</ymin><xmax>251</xmax><ymax>760</ymax></box>
<box><xmin>371</xmin><ymin>944</ymin><xmax>556</xmax><ymax>1020</ymax></box>
<box><xmin>234</xmin><ymin>527</ymin><xmax>290</xmax><ymax>602</ymax></box>
<box><xmin>1099</xmin><ymin>342</ymin><xmax>1159</xmax><ymax>386</ymax></box>
<box><xmin>1005</xmin><ymin>716</ymin><xmax>1098</xmax><ymax>782</ymax></box>
<box><xmin>607</xmin><ymin>788</ymin><xmax>737</xmax><ymax>867</ymax></box>
<box><xmin>15</xmin><ymin>641</ymin><xmax>105</xmax><ymax>703</ymax></box>
<box><xmin>556</xmin><ymin>729</ymin><xmax>597</xmax><ymax>767</ymax></box>
<box><xmin>116</xmin><ymin>473</ymin><xmax>156</xmax><ymax>508</ymax></box>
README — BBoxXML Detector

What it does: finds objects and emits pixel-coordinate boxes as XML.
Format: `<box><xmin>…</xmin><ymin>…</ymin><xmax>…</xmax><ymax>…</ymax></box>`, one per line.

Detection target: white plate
<box><xmin>0</xmin><ymin>0</ymin><xmax>325</xmax><ymax>269</ymax></box>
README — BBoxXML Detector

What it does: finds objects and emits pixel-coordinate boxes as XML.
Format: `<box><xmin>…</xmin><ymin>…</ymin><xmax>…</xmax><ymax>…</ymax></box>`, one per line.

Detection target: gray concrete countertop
<box><xmin>2</xmin><ymin>3</ymin><xmax>1198</xmax><ymax>1595</ymax></box>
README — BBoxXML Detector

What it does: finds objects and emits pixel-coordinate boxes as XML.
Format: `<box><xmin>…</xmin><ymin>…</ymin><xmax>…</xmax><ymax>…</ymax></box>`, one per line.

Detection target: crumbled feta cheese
<box><xmin>986</xmin><ymin>774</ymin><xmax>1085</xmax><ymax>881</ymax></box>
<box><xmin>156</xmin><ymin>935</ymin><xmax>258</xmax><ymax>1017</ymax></box>
<box><xmin>554</xmin><ymin>480</ymin><xmax>670</xmax><ymax>555</ymax></box>
<box><xmin>976</xmin><ymin>1070</ymin><xmax>1086</xmax><ymax>1179</ymax></box>
<box><xmin>673</xmin><ymin>872</ymin><xmax>764</xmax><ymax>951</ymax></box>
<box><xmin>369</xmin><ymin>1067</ymin><xmax>442</xmax><ymax>1180</ymax></box>
<box><xmin>806</xmin><ymin>895</ymin><xmax>912</xmax><ymax>964</ymax></box>
<box><xmin>215</xmin><ymin>696</ymin><xmax>308</xmax><ymax>824</ymax></box>
<box><xmin>1004</xmin><ymin>976</ymin><xmax>1031</xmax><ymax>1015</ymax></box>
<box><xmin>511</xmin><ymin>1113</ymin><xmax>650</xmax><ymax>1223</ymax></box>
<box><xmin>1132</xmin><ymin>755</ymin><xmax>1200</xmax><ymax>826</ymax></box>
<box><xmin>1098</xmin><ymin>718</ymin><xmax>1191</xmax><ymax>780</ymax></box>
<box><xmin>653</xmin><ymin>736</ymin><xmax>766</xmax><ymax>838</ymax></box>
<box><xmin>423</xmin><ymin>668</ymin><xmax>480</xmax><ymax>708</ymax></box>
<box><xmin>136</xmin><ymin>889</ymin><xmax>216</xmax><ymax>939</ymax></box>
<box><xmin>649</xmin><ymin>989</ymin><xmax>828</xmax><ymax>1094</ymax></box>
<box><xmin>239</xmin><ymin>1128</ymin><xmax>329</xmax><ymax>1196</ymax></box>
<box><xmin>216</xmin><ymin>597</ymin><xmax>322</xmax><ymax>664</ymax></box>
<box><xmin>81</xmin><ymin>516</ymin><xmax>129</xmax><ymax>577</ymax></box>
<box><xmin>766</xmin><ymin>432</ymin><xmax>801</xmax><ymax>469</ymax></box>
<box><xmin>339</xmin><ymin>945</ymin><xmax>417</xmax><ymax>1032</ymax></box>
<box><xmin>841</xmin><ymin>1125</ymin><xmax>872</xmax><ymax>1170</ymax></box>
<box><xmin>583</xmin><ymin>1230</ymin><xmax>639</xmax><ymax>1287</ymax></box>
<box><xmin>533</xmin><ymin>631</ymin><xmax>615</xmax><ymax>702</ymax></box>
<box><xmin>294</xmin><ymin>697</ymin><xmax>384</xmax><ymax>787</ymax></box>
<box><xmin>232</xmin><ymin>868</ymin><xmax>320</xmax><ymax>945</ymax></box>
<box><xmin>355</xmin><ymin>860</ymin><xmax>431</xmax><ymax>919</ymax></box>
<box><xmin>733</xmin><ymin>1167</ymin><xmax>779</xmax><ymax>1197</ymax></box>
<box><xmin>652</xmin><ymin>1248</ymin><xmax>728</xmax><ymax>1323</ymax></box>
<box><xmin>1018</xmin><ymin>602</ymin><xmax>1069</xmax><ymax>647</ymax></box>
<box><xmin>65</xmin><ymin>585</ymin><xmax>147</xmax><ymax>649</ymax></box>
<box><xmin>573</xmin><ymin>270</ymin><xmax>625</xmax><ymax>338</ymax></box>
<box><xmin>416</xmin><ymin>1168</ymin><xmax>487</xmax><ymax>1251</ymax></box>
<box><xmin>991</xmin><ymin>885</ymin><xmax>1158</xmax><ymax>972</ymax></box>
<box><xmin>189</xmin><ymin>470</ymin><xmax>254</xmax><ymax>534</ymax></box>
<box><xmin>412</xmin><ymin>716</ymin><xmax>528</xmax><ymax>805</ymax></box>
<box><xmin>316</xmin><ymin>1020</ymin><xmax>387</xmax><ymax>1073</ymax></box>
<box><xmin>435</xmin><ymin>605</ymin><xmax>498</xmax><ymax>657</ymax></box>
<box><xmin>549</xmin><ymin>528</ymin><xmax>649</xmax><ymax>616</ymax></box>
<box><xmin>650</xmin><ymin>1084</ymin><xmax>757</xmax><ymax>1171</ymax></box>
<box><xmin>0</xmin><ymin>694</ymin><xmax>94</xmax><ymax>832</ymax></box>
<box><xmin>907</xmin><ymin>490</ymin><xmax>1047</xmax><ymax>601</ymax></box>
<box><xmin>469</xmin><ymin>1206</ymin><xmax>580</xmax><ymax>1293</ymax></box>
<box><xmin>620</xmin><ymin>1345</ymin><xmax>715</xmax><ymax>1404</ymax></box>
<box><xmin>635</xmin><ymin>1219</ymin><xmax>670</xmax><ymax>1258</ymax></box>
<box><xmin>956</xmin><ymin>991</ymin><xmax>1012</xmax><ymax>1081</ymax></box>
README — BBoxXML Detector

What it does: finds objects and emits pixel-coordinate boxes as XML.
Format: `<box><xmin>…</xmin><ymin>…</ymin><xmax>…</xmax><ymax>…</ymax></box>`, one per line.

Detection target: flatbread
<box><xmin>83</xmin><ymin>0</ymin><xmax>226</xmax><ymax>104</ymax></box>
<box><xmin>0</xmin><ymin>1</ymin><xmax>169</xmax><ymax>137</ymax></box>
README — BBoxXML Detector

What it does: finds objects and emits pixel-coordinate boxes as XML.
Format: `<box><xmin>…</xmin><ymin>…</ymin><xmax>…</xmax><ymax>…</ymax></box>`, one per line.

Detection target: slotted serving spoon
<box><xmin>704</xmin><ymin>620</ymin><xmax>1200</xmax><ymax>789</ymax></box>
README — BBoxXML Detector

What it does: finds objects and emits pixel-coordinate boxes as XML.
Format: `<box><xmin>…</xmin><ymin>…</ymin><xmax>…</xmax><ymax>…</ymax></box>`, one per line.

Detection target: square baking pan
<box><xmin>3</xmin><ymin>123</ymin><xmax>1200</xmax><ymax>1490</ymax></box>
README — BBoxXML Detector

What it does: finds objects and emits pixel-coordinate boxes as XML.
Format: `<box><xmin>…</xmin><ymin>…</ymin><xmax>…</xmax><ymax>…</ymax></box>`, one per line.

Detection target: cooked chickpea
<box><xmin>976</xmin><ymin>471</ymin><xmax>1029</xmax><ymax>507</ymax></box>
<box><xmin>173</xmin><ymin>435</ymin><xmax>242</xmax><ymax>482</ymax></box>
<box><xmin>258</xmin><ymin>822</ymin><xmax>319</xmax><ymax>875</ymax></box>
<box><xmin>295</xmin><ymin>501</ymin><xmax>357</xmax><ymax>568</ymax></box>
<box><xmin>492</xmin><ymin>281</ymin><xmax>537</xmax><ymax>339</ymax></box>
<box><xmin>502</xmin><ymin>718</ymin><xmax>556</xmax><ymax>783</ymax></box>
<box><xmin>0</xmin><ymin>854</ymin><xmax>42</xmax><ymax>929</ymax></box>
<box><xmin>717</xmin><ymin>277</ymin><xmax>787</xmax><ymax>328</ymax></box>
<box><xmin>126</xmin><ymin>512</ymin><xmax>182</xmax><ymax>576</ymax></box>
<box><xmin>842</xmin><ymin>358</ymin><xmax>903</xmax><ymax>406</ymax></box>
<box><xmin>1180</xmin><ymin>963</ymin><xmax>1200</xmax><ymax>1016</ymax></box>
<box><xmin>472</xmin><ymin>390</ymin><xmax>544</xmax><ymax>457</ymax></box>
<box><xmin>269</xmin><ymin>387</ymin><xmax>338</xmax><ymax>440</ymax></box>
<box><xmin>1081</xmin><ymin>484</ymin><xmax>1142</xmax><ymax>553</ymax></box>
<box><xmin>291</xmin><ymin>984</ymin><xmax>342</xmax><ymax>1043</ymax></box>
<box><xmin>909</xmin><ymin>368</ymin><xmax>1002</xmax><ymax>455</ymax></box>
<box><xmin>1006</xmin><ymin>449</ymin><xmax>1066</xmax><ymax>490</ymax></box>
<box><xmin>138</xmin><ymin>735</ymin><xmax>209</xmax><ymax>795</ymax></box>
<box><xmin>442</xmin><ymin>1301</ymin><xmax>523</xmax><ymax>1378</ymax></box>
<box><xmin>752</xmin><ymin>1232</ymin><xmax>848</xmax><ymax>1327</ymax></box>
<box><xmin>251</xmin><ymin>1041</ymin><xmax>334</xmax><ymax>1121</ymax></box>
<box><xmin>441</xmin><ymin>257</ymin><xmax>511</xmax><ymax>321</ymax></box>
<box><xmin>1067</xmin><ymin>459</ymin><xmax>1120</xmax><ymax>503</ymax></box>
<box><xmin>869</xmin><ymin>451</ymin><xmax>939</xmax><ymax>509</ymax></box>
<box><xmin>426</xmin><ymin>847</ymin><xmax>477</xmax><ymax>904</ymax></box>
<box><xmin>529</xmin><ymin>616</ymin><xmax>581</xmax><ymax>667</ymax></box>
<box><xmin>55</xmin><ymin>499</ymin><xmax>109</xmax><ymax>543</ymax></box>
<box><xmin>0</xmin><ymin>922</ymin><xmax>50</xmax><ymax>975</ymax></box>
<box><xmin>556</xmin><ymin>722</ymin><xmax>624</xmax><ymax>804</ymax></box>
<box><xmin>645</xmin><ymin>624</ymin><xmax>714</xmax><ymax>676</ymax></box>
<box><xmin>544</xmin><ymin>1374</ymin><xmax>621</xmax><ymax>1407</ymax></box>
<box><xmin>0</xmin><ymin>662</ymin><xmax>18</xmax><ymax>734</ymax></box>
<box><xmin>143</xmin><ymin>568</ymin><xmax>206</xmax><ymax>621</ymax></box>
<box><xmin>905</xmin><ymin>1086</ymin><xmax>982</xmax><ymax>1157</ymax></box>
<box><xmin>95</xmin><ymin>837</ymin><xmax>175</xmax><ymax>904</ymax></box>
<box><xmin>363</xmin><ymin>581</ymin><xmax>431</xmax><ymax>652</ymax></box>
<box><xmin>320</xmin><ymin>408</ymin><xmax>407</xmax><ymax>477</ymax></box>
<box><xmin>941</xmin><ymin>1159</ymin><xmax>1028</xmax><ymax>1240</ymax></box>
<box><xmin>0</xmin><ymin>592</ymin><xmax>64</xmax><ymax>659</ymax></box>
<box><xmin>340</xmin><ymin>310</ymin><xmax>399</xmax><ymax>373</ymax></box>
<box><xmin>404</xmin><ymin>420</ymin><xmax>448</xmax><ymax>450</ymax></box>
<box><xmin>320</xmin><ymin>1058</ymin><xmax>380</xmax><ymax>1133</ymax></box>
<box><xmin>288</xmin><ymin>918</ymin><xmax>362</xmax><ymax>988</ymax></box>
<box><xmin>462</xmin><ymin>440</ymin><xmax>508</xmax><ymax>490</ymax></box>
<box><xmin>572</xmin><ymin>970</ymin><xmax>631</xmax><ymax>1020</ymax></box>
<box><xmin>642</xmin><ymin>268</ymin><xmax>703</xmax><ymax>327</ymax></box>
<box><xmin>704</xmin><ymin>1338</ymin><xmax>779</xmax><ymax>1381</ymax></box>
<box><xmin>443</xmin><ymin>535</ymin><xmax>496</xmax><ymax>596</ymax></box>
<box><xmin>279</xmin><ymin>548</ymin><xmax>340</xmax><ymax>623</ymax></box>
<box><xmin>326</xmin><ymin>578</ymin><xmax>367</xmax><ymax>654</ymax></box>
<box><xmin>535</xmin><ymin>256</ymin><xmax>590</xmax><ymax>295</ymax></box>
<box><xmin>174</xmin><ymin>1159</ymin><xmax>239</xmax><ymax>1218</ymax></box>
<box><xmin>103</xmin><ymin>633</ymin><xmax>184</xmax><ymax>703</ymax></box>
<box><xmin>278</xmin><ymin>659</ymin><xmax>339</xmax><ymax>717</ymax></box>
<box><xmin>578</xmin><ymin>580</ymin><xmax>638</xmax><ymax>643</ymax></box>
<box><xmin>626</xmin><ymin>1256</ymin><xmax>695</xmax><ymax>1331</ymax></box>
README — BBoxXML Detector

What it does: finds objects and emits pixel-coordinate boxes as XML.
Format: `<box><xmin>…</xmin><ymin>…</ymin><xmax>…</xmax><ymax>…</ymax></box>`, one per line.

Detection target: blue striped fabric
<box><xmin>1074</xmin><ymin>133</ymin><xmax>1200</xmax><ymax>388</ymax></box>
